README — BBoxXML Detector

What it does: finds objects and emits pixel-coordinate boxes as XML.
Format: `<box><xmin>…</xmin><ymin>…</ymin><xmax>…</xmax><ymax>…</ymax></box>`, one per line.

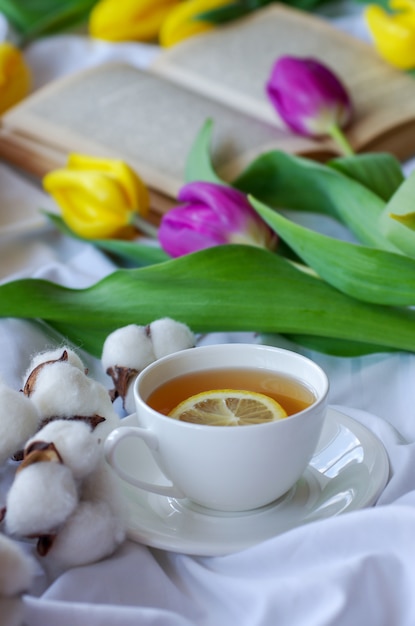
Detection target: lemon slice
<box><xmin>168</xmin><ymin>389</ymin><xmax>287</xmax><ymax>426</ymax></box>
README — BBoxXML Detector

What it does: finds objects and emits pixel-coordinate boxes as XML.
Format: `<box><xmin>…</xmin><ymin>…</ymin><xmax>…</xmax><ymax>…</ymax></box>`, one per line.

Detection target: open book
<box><xmin>1</xmin><ymin>3</ymin><xmax>415</xmax><ymax>217</ymax></box>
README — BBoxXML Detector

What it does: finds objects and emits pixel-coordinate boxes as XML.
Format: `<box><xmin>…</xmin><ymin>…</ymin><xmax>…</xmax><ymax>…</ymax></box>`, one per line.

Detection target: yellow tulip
<box><xmin>89</xmin><ymin>0</ymin><xmax>181</xmax><ymax>42</ymax></box>
<box><xmin>43</xmin><ymin>154</ymin><xmax>150</xmax><ymax>240</ymax></box>
<box><xmin>365</xmin><ymin>0</ymin><xmax>415</xmax><ymax>69</ymax></box>
<box><xmin>0</xmin><ymin>42</ymin><xmax>31</xmax><ymax>114</ymax></box>
<box><xmin>160</xmin><ymin>0</ymin><xmax>234</xmax><ymax>47</ymax></box>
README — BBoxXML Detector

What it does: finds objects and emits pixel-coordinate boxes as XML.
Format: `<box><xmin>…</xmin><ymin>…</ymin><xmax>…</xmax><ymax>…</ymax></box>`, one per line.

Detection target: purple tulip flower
<box><xmin>266</xmin><ymin>56</ymin><xmax>353</xmax><ymax>151</ymax></box>
<box><xmin>158</xmin><ymin>181</ymin><xmax>277</xmax><ymax>258</ymax></box>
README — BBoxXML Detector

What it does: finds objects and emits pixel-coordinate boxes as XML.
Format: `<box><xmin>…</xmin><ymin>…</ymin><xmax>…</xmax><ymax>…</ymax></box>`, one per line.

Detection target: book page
<box><xmin>151</xmin><ymin>4</ymin><xmax>415</xmax><ymax>159</ymax></box>
<box><xmin>1</xmin><ymin>63</ymin><xmax>324</xmax><ymax>198</ymax></box>
<box><xmin>0</xmin><ymin>127</ymin><xmax>66</xmax><ymax>177</ymax></box>
<box><xmin>0</xmin><ymin>128</ymin><xmax>174</xmax><ymax>219</ymax></box>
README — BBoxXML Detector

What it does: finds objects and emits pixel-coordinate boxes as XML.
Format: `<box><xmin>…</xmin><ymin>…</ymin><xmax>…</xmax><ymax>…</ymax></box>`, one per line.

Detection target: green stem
<box><xmin>131</xmin><ymin>214</ymin><xmax>159</xmax><ymax>239</ymax></box>
<box><xmin>327</xmin><ymin>123</ymin><xmax>354</xmax><ymax>157</ymax></box>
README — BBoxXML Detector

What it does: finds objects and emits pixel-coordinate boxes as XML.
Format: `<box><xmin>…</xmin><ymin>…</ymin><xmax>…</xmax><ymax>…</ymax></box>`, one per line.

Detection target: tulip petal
<box><xmin>365</xmin><ymin>4</ymin><xmax>415</xmax><ymax>69</ymax></box>
<box><xmin>159</xmin><ymin>0</ymin><xmax>233</xmax><ymax>47</ymax></box>
<box><xmin>89</xmin><ymin>0</ymin><xmax>181</xmax><ymax>42</ymax></box>
<box><xmin>158</xmin><ymin>181</ymin><xmax>275</xmax><ymax>257</ymax></box>
<box><xmin>266</xmin><ymin>56</ymin><xmax>352</xmax><ymax>137</ymax></box>
<box><xmin>66</xmin><ymin>154</ymin><xmax>149</xmax><ymax>214</ymax></box>
<box><xmin>0</xmin><ymin>42</ymin><xmax>31</xmax><ymax>114</ymax></box>
<box><xmin>43</xmin><ymin>155</ymin><xmax>149</xmax><ymax>239</ymax></box>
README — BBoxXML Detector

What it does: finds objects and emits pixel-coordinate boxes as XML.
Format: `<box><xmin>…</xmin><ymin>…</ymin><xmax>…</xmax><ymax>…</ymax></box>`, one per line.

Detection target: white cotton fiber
<box><xmin>5</xmin><ymin>462</ymin><xmax>79</xmax><ymax>537</ymax></box>
<box><xmin>46</xmin><ymin>500</ymin><xmax>125</xmax><ymax>569</ymax></box>
<box><xmin>0</xmin><ymin>534</ymin><xmax>35</xmax><ymax>596</ymax></box>
<box><xmin>101</xmin><ymin>324</ymin><xmax>155</xmax><ymax>371</ymax></box>
<box><xmin>25</xmin><ymin>420</ymin><xmax>101</xmax><ymax>480</ymax></box>
<box><xmin>23</xmin><ymin>346</ymin><xmax>85</xmax><ymax>384</ymax></box>
<box><xmin>81</xmin><ymin>461</ymin><xmax>124</xmax><ymax>512</ymax></box>
<box><xmin>27</xmin><ymin>361</ymin><xmax>118</xmax><ymax>425</ymax></box>
<box><xmin>149</xmin><ymin>318</ymin><xmax>196</xmax><ymax>359</ymax></box>
<box><xmin>0</xmin><ymin>381</ymin><xmax>40</xmax><ymax>464</ymax></box>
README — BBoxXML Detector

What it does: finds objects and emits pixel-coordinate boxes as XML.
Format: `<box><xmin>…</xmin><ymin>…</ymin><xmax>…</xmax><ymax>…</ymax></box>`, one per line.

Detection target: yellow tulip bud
<box><xmin>43</xmin><ymin>154</ymin><xmax>150</xmax><ymax>240</ymax></box>
<box><xmin>0</xmin><ymin>42</ymin><xmax>31</xmax><ymax>114</ymax></box>
<box><xmin>160</xmin><ymin>0</ymin><xmax>234</xmax><ymax>47</ymax></box>
<box><xmin>89</xmin><ymin>0</ymin><xmax>181</xmax><ymax>42</ymax></box>
<box><xmin>365</xmin><ymin>0</ymin><xmax>415</xmax><ymax>70</ymax></box>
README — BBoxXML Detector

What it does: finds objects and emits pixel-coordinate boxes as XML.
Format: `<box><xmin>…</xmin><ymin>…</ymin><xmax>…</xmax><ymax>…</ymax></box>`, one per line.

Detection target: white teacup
<box><xmin>104</xmin><ymin>343</ymin><xmax>329</xmax><ymax>512</ymax></box>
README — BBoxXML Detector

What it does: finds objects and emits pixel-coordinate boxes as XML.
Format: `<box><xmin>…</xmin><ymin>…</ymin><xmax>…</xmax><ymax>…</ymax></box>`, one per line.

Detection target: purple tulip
<box><xmin>158</xmin><ymin>181</ymin><xmax>277</xmax><ymax>258</ymax></box>
<box><xmin>266</xmin><ymin>56</ymin><xmax>353</xmax><ymax>139</ymax></box>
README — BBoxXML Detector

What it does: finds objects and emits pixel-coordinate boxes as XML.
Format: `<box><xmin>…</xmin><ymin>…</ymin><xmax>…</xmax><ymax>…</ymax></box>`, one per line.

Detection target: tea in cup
<box><xmin>105</xmin><ymin>343</ymin><xmax>329</xmax><ymax>512</ymax></box>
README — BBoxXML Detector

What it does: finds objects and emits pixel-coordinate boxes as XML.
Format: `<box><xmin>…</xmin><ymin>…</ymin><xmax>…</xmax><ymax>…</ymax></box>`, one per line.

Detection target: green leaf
<box><xmin>380</xmin><ymin>170</ymin><xmax>415</xmax><ymax>259</ymax></box>
<box><xmin>193</xmin><ymin>4</ymin><xmax>258</xmax><ymax>24</ymax></box>
<box><xmin>233</xmin><ymin>151</ymin><xmax>404</xmax><ymax>252</ymax></box>
<box><xmin>45</xmin><ymin>212</ymin><xmax>168</xmax><ymax>266</ymax></box>
<box><xmin>185</xmin><ymin>119</ymin><xmax>225</xmax><ymax>185</ymax></box>
<box><xmin>351</xmin><ymin>0</ymin><xmax>391</xmax><ymax>7</ymax></box>
<box><xmin>268</xmin><ymin>333</ymin><xmax>398</xmax><ymax>357</ymax></box>
<box><xmin>0</xmin><ymin>0</ymin><xmax>97</xmax><ymax>44</ymax></box>
<box><xmin>233</xmin><ymin>151</ymin><xmax>398</xmax><ymax>251</ymax></box>
<box><xmin>195</xmin><ymin>0</ymin><xmax>329</xmax><ymax>23</ymax></box>
<box><xmin>328</xmin><ymin>153</ymin><xmax>404</xmax><ymax>202</ymax></box>
<box><xmin>0</xmin><ymin>245</ymin><xmax>414</xmax><ymax>358</ymax></box>
<box><xmin>84</xmin><ymin>238</ymin><xmax>169</xmax><ymax>266</ymax></box>
<box><xmin>250</xmin><ymin>196</ymin><xmax>415</xmax><ymax>305</ymax></box>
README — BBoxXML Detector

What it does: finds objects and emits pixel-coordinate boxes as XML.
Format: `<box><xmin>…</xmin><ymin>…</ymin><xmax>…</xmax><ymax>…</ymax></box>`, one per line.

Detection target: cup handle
<box><xmin>104</xmin><ymin>422</ymin><xmax>185</xmax><ymax>499</ymax></box>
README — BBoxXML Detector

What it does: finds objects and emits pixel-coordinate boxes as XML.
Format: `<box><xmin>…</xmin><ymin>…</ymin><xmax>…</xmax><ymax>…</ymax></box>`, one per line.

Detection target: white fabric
<box><xmin>0</xmin><ymin>8</ymin><xmax>415</xmax><ymax>626</ymax></box>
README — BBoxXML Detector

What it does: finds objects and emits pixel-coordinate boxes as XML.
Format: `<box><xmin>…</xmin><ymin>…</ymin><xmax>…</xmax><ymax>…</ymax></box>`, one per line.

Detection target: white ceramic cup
<box><xmin>104</xmin><ymin>343</ymin><xmax>329</xmax><ymax>512</ymax></box>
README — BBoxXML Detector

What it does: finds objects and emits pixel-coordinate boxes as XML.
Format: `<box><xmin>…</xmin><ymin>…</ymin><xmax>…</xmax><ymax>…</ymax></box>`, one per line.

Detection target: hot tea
<box><xmin>105</xmin><ymin>343</ymin><xmax>329</xmax><ymax>510</ymax></box>
<box><xmin>146</xmin><ymin>366</ymin><xmax>316</xmax><ymax>419</ymax></box>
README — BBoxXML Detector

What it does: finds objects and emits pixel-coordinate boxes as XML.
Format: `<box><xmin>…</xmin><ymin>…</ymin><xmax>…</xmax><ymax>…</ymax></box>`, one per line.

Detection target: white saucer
<box><xmin>115</xmin><ymin>408</ymin><xmax>389</xmax><ymax>556</ymax></box>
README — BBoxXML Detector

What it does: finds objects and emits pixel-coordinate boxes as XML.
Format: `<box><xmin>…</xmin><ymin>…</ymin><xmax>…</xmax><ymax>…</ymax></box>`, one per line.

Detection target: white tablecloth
<box><xmin>2</xmin><ymin>7</ymin><xmax>415</xmax><ymax>626</ymax></box>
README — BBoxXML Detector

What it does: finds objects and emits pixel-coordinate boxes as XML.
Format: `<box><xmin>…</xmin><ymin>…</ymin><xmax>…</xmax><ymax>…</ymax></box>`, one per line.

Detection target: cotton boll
<box><xmin>101</xmin><ymin>324</ymin><xmax>155</xmax><ymax>371</ymax></box>
<box><xmin>25</xmin><ymin>421</ymin><xmax>101</xmax><ymax>480</ymax></box>
<box><xmin>149</xmin><ymin>318</ymin><xmax>196</xmax><ymax>359</ymax></box>
<box><xmin>85</xmin><ymin>391</ymin><xmax>121</xmax><ymax>443</ymax></box>
<box><xmin>0</xmin><ymin>534</ymin><xmax>35</xmax><ymax>596</ymax></box>
<box><xmin>27</xmin><ymin>362</ymin><xmax>118</xmax><ymax>427</ymax></box>
<box><xmin>45</xmin><ymin>500</ymin><xmax>126</xmax><ymax>569</ymax></box>
<box><xmin>23</xmin><ymin>346</ymin><xmax>85</xmax><ymax>384</ymax></box>
<box><xmin>30</xmin><ymin>346</ymin><xmax>85</xmax><ymax>370</ymax></box>
<box><xmin>5</xmin><ymin>462</ymin><xmax>79</xmax><ymax>537</ymax></box>
<box><xmin>44</xmin><ymin>460</ymin><xmax>126</xmax><ymax>569</ymax></box>
<box><xmin>81</xmin><ymin>460</ymin><xmax>125</xmax><ymax>518</ymax></box>
<box><xmin>0</xmin><ymin>380</ymin><xmax>40</xmax><ymax>464</ymax></box>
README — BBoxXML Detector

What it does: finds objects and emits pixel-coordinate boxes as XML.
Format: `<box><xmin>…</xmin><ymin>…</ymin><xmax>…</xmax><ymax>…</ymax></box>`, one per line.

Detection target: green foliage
<box><xmin>250</xmin><ymin>196</ymin><xmax>415</xmax><ymax>305</ymax></box>
<box><xmin>194</xmin><ymin>0</ymin><xmax>332</xmax><ymax>24</ymax></box>
<box><xmin>327</xmin><ymin>153</ymin><xmax>404</xmax><ymax>202</ymax></box>
<box><xmin>0</xmin><ymin>245</ymin><xmax>414</xmax><ymax>358</ymax></box>
<box><xmin>4</xmin><ymin>120</ymin><xmax>415</xmax><ymax>359</ymax></box>
<box><xmin>234</xmin><ymin>150</ymin><xmax>398</xmax><ymax>251</ymax></box>
<box><xmin>45</xmin><ymin>212</ymin><xmax>169</xmax><ymax>266</ymax></box>
<box><xmin>379</xmin><ymin>171</ymin><xmax>415</xmax><ymax>258</ymax></box>
<box><xmin>185</xmin><ymin>119</ymin><xmax>225</xmax><ymax>185</ymax></box>
<box><xmin>0</xmin><ymin>0</ymin><xmax>97</xmax><ymax>44</ymax></box>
